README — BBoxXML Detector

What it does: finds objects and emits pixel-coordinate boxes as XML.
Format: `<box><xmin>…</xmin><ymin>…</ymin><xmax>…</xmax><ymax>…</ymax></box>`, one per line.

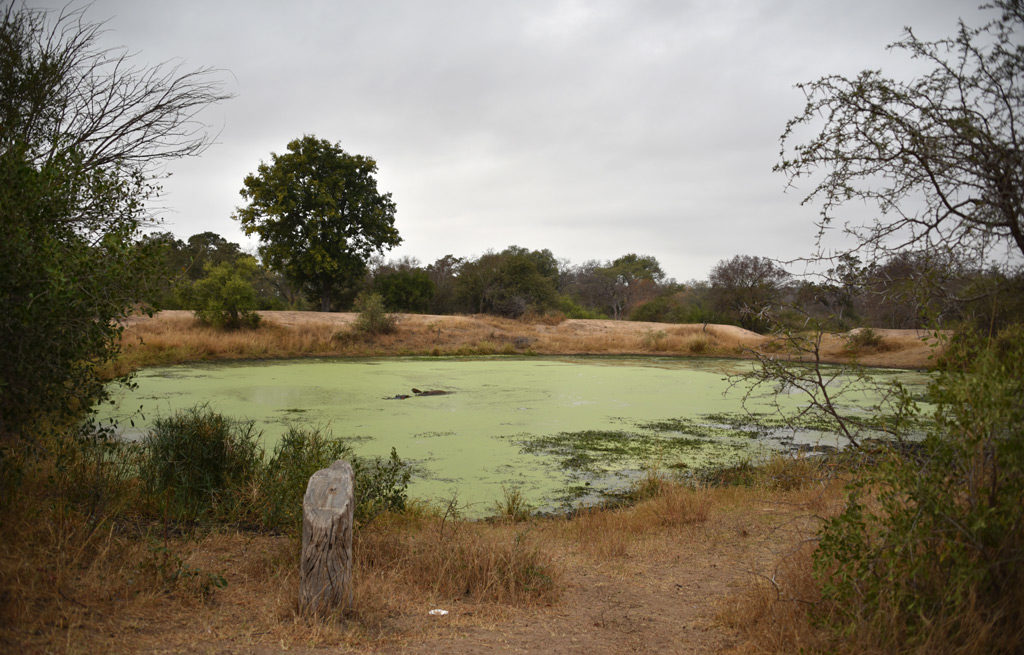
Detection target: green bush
<box><xmin>261</xmin><ymin>425</ymin><xmax>354</xmax><ymax>531</ymax></box>
<box><xmin>843</xmin><ymin>327</ymin><xmax>884</xmax><ymax>351</ymax></box>
<box><xmin>262</xmin><ymin>425</ymin><xmax>411</xmax><ymax>532</ymax></box>
<box><xmin>139</xmin><ymin>407</ymin><xmax>264</xmax><ymax>521</ymax></box>
<box><xmin>137</xmin><ymin>408</ymin><xmax>413</xmax><ymax>532</ymax></box>
<box><xmin>556</xmin><ymin>295</ymin><xmax>606</xmax><ymax>319</ymax></box>
<box><xmin>189</xmin><ymin>257</ymin><xmax>262</xmax><ymax>329</ymax></box>
<box><xmin>814</xmin><ymin>326</ymin><xmax>1024</xmax><ymax>652</ymax></box>
<box><xmin>352</xmin><ymin>291</ymin><xmax>397</xmax><ymax>336</ymax></box>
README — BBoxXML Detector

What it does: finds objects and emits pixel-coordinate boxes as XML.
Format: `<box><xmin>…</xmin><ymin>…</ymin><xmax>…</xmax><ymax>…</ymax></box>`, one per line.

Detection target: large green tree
<box><xmin>454</xmin><ymin>246</ymin><xmax>559</xmax><ymax>317</ymax></box>
<box><xmin>235</xmin><ymin>136</ymin><xmax>401</xmax><ymax>311</ymax></box>
<box><xmin>0</xmin><ymin>3</ymin><xmax>227</xmax><ymax>438</ymax></box>
<box><xmin>599</xmin><ymin>254</ymin><xmax>666</xmax><ymax>319</ymax></box>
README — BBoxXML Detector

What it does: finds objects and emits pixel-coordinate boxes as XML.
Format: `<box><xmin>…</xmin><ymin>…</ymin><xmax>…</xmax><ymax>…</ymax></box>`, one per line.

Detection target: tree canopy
<box><xmin>777</xmin><ymin>0</ymin><xmax>1024</xmax><ymax>266</ymax></box>
<box><xmin>708</xmin><ymin>255</ymin><xmax>789</xmax><ymax>332</ymax></box>
<box><xmin>235</xmin><ymin>135</ymin><xmax>401</xmax><ymax>311</ymax></box>
<box><xmin>0</xmin><ymin>3</ymin><xmax>228</xmax><ymax>436</ymax></box>
<box><xmin>761</xmin><ymin>3</ymin><xmax>1024</xmax><ymax>648</ymax></box>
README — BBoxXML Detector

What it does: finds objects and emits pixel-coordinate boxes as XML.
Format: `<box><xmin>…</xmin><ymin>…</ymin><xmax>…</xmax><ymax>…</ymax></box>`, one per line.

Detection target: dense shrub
<box><xmin>260</xmin><ymin>426</ymin><xmax>354</xmax><ymax>530</ymax></box>
<box><xmin>139</xmin><ymin>411</ymin><xmax>412</xmax><ymax>531</ymax></box>
<box><xmin>374</xmin><ymin>268</ymin><xmax>435</xmax><ymax>312</ymax></box>
<box><xmin>261</xmin><ymin>425</ymin><xmax>411</xmax><ymax>531</ymax></box>
<box><xmin>352</xmin><ymin>292</ymin><xmax>397</xmax><ymax>336</ymax></box>
<box><xmin>815</xmin><ymin>326</ymin><xmax>1024</xmax><ymax>652</ymax></box>
<box><xmin>188</xmin><ymin>257</ymin><xmax>262</xmax><ymax>329</ymax></box>
<box><xmin>138</xmin><ymin>407</ymin><xmax>263</xmax><ymax>521</ymax></box>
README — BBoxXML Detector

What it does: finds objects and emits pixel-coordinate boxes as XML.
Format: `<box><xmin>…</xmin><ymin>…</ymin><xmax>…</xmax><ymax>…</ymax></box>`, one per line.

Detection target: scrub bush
<box><xmin>843</xmin><ymin>327</ymin><xmax>885</xmax><ymax>352</ymax></box>
<box><xmin>260</xmin><ymin>425</ymin><xmax>354</xmax><ymax>531</ymax></box>
<box><xmin>139</xmin><ymin>413</ymin><xmax>413</xmax><ymax>531</ymax></box>
<box><xmin>352</xmin><ymin>292</ymin><xmax>397</xmax><ymax>336</ymax></box>
<box><xmin>139</xmin><ymin>407</ymin><xmax>263</xmax><ymax>521</ymax></box>
<box><xmin>262</xmin><ymin>426</ymin><xmax>411</xmax><ymax>532</ymax></box>
<box><xmin>493</xmin><ymin>486</ymin><xmax>533</xmax><ymax>522</ymax></box>
<box><xmin>814</xmin><ymin>327</ymin><xmax>1024</xmax><ymax>652</ymax></box>
<box><xmin>189</xmin><ymin>257</ymin><xmax>262</xmax><ymax>329</ymax></box>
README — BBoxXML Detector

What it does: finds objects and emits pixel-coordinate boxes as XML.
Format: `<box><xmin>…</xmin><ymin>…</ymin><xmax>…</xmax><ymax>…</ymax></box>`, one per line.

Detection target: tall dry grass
<box><xmin>566</xmin><ymin>478</ymin><xmax>712</xmax><ymax>559</ymax></box>
<box><xmin>718</xmin><ymin>540</ymin><xmax>828</xmax><ymax>654</ymax></box>
<box><xmin>109</xmin><ymin>311</ymin><xmax>763</xmax><ymax>376</ymax></box>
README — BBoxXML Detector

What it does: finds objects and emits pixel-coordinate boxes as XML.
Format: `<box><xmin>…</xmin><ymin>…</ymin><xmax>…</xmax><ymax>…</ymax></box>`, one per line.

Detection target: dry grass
<box><xmin>718</xmin><ymin>540</ymin><xmax>828</xmax><ymax>654</ymax></box>
<box><xmin>109</xmin><ymin>311</ymin><xmax>938</xmax><ymax>377</ymax></box>
<box><xmin>2</xmin><ymin>443</ymin><xmax>871</xmax><ymax>654</ymax></box>
<box><xmin>566</xmin><ymin>481</ymin><xmax>712</xmax><ymax>559</ymax></box>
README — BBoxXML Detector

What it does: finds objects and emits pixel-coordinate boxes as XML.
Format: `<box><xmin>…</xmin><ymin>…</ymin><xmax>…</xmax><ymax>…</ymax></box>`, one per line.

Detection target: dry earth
<box><xmin>120</xmin><ymin>310</ymin><xmax>939</xmax><ymax>369</ymax></box>
<box><xmin>19</xmin><ymin>483</ymin><xmax>836</xmax><ymax>655</ymax></box>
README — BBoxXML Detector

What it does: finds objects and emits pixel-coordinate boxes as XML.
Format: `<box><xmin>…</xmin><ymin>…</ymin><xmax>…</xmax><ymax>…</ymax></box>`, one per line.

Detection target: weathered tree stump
<box><xmin>300</xmin><ymin>460</ymin><xmax>354</xmax><ymax>616</ymax></box>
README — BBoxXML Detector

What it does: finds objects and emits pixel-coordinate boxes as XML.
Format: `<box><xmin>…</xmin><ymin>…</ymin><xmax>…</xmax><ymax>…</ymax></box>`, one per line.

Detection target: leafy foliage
<box><xmin>188</xmin><ymin>256</ymin><xmax>262</xmax><ymax>329</ymax></box>
<box><xmin>0</xmin><ymin>3</ymin><xmax>227</xmax><ymax>437</ymax></box>
<box><xmin>763</xmin><ymin>3</ymin><xmax>1024</xmax><ymax>651</ymax></box>
<box><xmin>352</xmin><ymin>291</ymin><xmax>398</xmax><ymax>336</ymax></box>
<box><xmin>815</xmin><ymin>328</ymin><xmax>1024</xmax><ymax>651</ymax></box>
<box><xmin>708</xmin><ymin>255</ymin><xmax>790</xmax><ymax>333</ymax></box>
<box><xmin>454</xmin><ymin>246</ymin><xmax>560</xmax><ymax>317</ymax></box>
<box><xmin>137</xmin><ymin>409</ymin><xmax>412</xmax><ymax>531</ymax></box>
<box><xmin>260</xmin><ymin>425</ymin><xmax>354</xmax><ymax>530</ymax></box>
<box><xmin>374</xmin><ymin>267</ymin><xmax>435</xmax><ymax>312</ymax></box>
<box><xmin>236</xmin><ymin>135</ymin><xmax>402</xmax><ymax>311</ymax></box>
<box><xmin>139</xmin><ymin>407</ymin><xmax>264</xmax><ymax>522</ymax></box>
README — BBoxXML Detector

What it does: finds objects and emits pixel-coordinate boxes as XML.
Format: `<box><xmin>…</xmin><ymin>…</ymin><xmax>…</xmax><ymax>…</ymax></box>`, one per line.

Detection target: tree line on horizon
<box><xmin>138</xmin><ymin>229</ymin><xmax>1024</xmax><ymax>333</ymax></box>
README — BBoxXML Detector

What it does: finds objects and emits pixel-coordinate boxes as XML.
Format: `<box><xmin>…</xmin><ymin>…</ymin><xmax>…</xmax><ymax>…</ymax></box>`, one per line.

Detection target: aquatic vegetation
<box><xmin>100</xmin><ymin>356</ymin><xmax>927</xmax><ymax>516</ymax></box>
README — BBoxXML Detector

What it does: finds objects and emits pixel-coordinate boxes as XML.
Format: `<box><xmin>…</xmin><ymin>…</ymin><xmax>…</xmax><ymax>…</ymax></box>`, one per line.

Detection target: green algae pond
<box><xmin>100</xmin><ymin>356</ymin><xmax>929</xmax><ymax>516</ymax></box>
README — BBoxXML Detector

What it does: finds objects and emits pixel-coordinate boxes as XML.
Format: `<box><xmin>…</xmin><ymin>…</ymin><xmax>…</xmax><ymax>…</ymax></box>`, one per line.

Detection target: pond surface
<box><xmin>100</xmin><ymin>356</ymin><xmax>926</xmax><ymax>515</ymax></box>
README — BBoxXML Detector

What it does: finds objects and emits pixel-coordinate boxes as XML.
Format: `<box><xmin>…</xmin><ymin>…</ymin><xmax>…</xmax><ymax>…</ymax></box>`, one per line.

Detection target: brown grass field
<box><xmin>112</xmin><ymin>310</ymin><xmax>939</xmax><ymax>374</ymax></box>
<box><xmin>2</xmin><ymin>312</ymin><xmax>940</xmax><ymax>654</ymax></box>
<box><xmin>1</xmin><ymin>461</ymin><xmax>846</xmax><ymax>654</ymax></box>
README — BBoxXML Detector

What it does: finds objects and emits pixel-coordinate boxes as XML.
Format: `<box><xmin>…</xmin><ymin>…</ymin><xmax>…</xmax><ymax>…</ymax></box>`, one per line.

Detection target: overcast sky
<box><xmin>33</xmin><ymin>0</ymin><xmax>980</xmax><ymax>281</ymax></box>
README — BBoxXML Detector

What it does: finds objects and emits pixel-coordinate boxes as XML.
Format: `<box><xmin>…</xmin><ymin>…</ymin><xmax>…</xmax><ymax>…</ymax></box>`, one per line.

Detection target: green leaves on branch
<box><xmin>815</xmin><ymin>328</ymin><xmax>1024</xmax><ymax>651</ymax></box>
<box><xmin>0</xmin><ymin>3</ymin><xmax>228</xmax><ymax>437</ymax></box>
<box><xmin>235</xmin><ymin>136</ymin><xmax>402</xmax><ymax>312</ymax></box>
<box><xmin>187</xmin><ymin>257</ymin><xmax>262</xmax><ymax>329</ymax></box>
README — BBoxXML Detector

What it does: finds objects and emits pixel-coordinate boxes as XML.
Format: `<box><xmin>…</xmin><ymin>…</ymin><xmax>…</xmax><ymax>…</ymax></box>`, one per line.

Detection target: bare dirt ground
<box><xmin>32</xmin><ymin>484</ymin><xmax>834</xmax><ymax>655</ymax></box>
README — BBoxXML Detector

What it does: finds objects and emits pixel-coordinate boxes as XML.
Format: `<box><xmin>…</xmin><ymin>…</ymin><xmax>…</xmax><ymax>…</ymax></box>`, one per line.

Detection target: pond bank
<box><xmin>112</xmin><ymin>310</ymin><xmax>940</xmax><ymax>375</ymax></box>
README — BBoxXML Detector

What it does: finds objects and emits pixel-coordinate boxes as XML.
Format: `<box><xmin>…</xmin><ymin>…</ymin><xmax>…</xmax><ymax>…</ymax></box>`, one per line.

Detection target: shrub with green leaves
<box><xmin>138</xmin><ymin>408</ymin><xmax>412</xmax><ymax>531</ymax></box>
<box><xmin>352</xmin><ymin>291</ymin><xmax>397</xmax><ymax>336</ymax></box>
<box><xmin>814</xmin><ymin>327</ymin><xmax>1024</xmax><ymax>652</ymax></box>
<box><xmin>260</xmin><ymin>426</ymin><xmax>354</xmax><ymax>530</ymax></box>
<box><xmin>139</xmin><ymin>407</ymin><xmax>264</xmax><ymax>521</ymax></box>
<box><xmin>189</xmin><ymin>256</ymin><xmax>262</xmax><ymax>329</ymax></box>
<box><xmin>262</xmin><ymin>425</ymin><xmax>411</xmax><ymax>532</ymax></box>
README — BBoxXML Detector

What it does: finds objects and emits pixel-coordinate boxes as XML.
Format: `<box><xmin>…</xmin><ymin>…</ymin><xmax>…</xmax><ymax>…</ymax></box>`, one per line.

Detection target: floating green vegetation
<box><xmin>517</xmin><ymin>429</ymin><xmax>710</xmax><ymax>473</ymax></box>
<box><xmin>99</xmin><ymin>356</ymin><xmax>930</xmax><ymax>516</ymax></box>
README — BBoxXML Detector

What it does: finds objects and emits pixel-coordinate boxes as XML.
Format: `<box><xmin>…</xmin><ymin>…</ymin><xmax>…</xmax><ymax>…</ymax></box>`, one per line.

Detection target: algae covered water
<box><xmin>100</xmin><ymin>356</ymin><xmax>924</xmax><ymax>515</ymax></box>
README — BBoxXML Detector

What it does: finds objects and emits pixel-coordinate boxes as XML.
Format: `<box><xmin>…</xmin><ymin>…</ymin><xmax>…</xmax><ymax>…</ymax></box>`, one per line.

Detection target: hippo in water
<box><xmin>384</xmin><ymin>388</ymin><xmax>451</xmax><ymax>400</ymax></box>
<box><xmin>411</xmin><ymin>388</ymin><xmax>449</xmax><ymax>396</ymax></box>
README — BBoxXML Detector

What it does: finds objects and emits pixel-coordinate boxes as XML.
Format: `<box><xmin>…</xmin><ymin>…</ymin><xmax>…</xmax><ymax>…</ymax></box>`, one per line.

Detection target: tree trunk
<box><xmin>320</xmin><ymin>293</ymin><xmax>331</xmax><ymax>312</ymax></box>
<box><xmin>300</xmin><ymin>460</ymin><xmax>354</xmax><ymax>616</ymax></box>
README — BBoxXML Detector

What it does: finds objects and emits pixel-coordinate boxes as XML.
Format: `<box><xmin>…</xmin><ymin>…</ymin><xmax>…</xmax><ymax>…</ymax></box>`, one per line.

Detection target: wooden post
<box><xmin>300</xmin><ymin>460</ymin><xmax>354</xmax><ymax>616</ymax></box>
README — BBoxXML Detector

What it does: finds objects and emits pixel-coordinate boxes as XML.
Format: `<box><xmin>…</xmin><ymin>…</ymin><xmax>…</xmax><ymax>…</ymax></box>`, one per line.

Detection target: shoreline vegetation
<box><xmin>110</xmin><ymin>310</ymin><xmax>939</xmax><ymax>377</ymax></box>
